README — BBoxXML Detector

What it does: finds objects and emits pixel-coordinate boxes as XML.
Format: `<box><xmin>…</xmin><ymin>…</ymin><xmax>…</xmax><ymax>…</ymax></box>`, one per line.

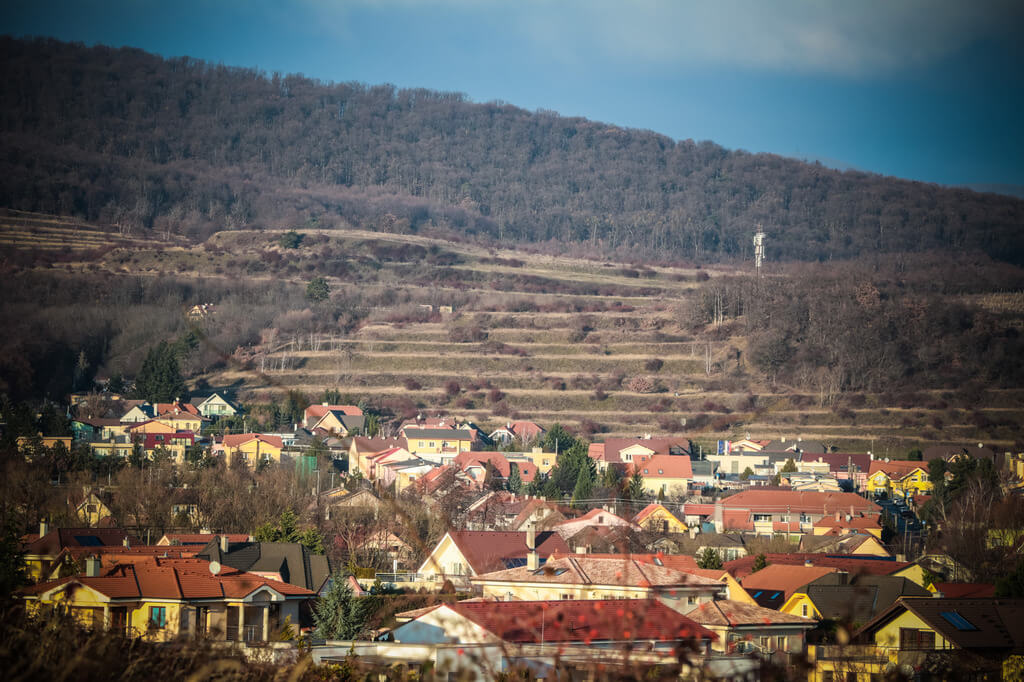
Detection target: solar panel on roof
<box><xmin>772</xmin><ymin>592</ymin><xmax>781</xmax><ymax>599</ymax></box>
<box><xmin>940</xmin><ymin>611</ymin><xmax>978</xmax><ymax>631</ymax></box>
<box><xmin>753</xmin><ymin>591</ymin><xmax>763</xmax><ymax>598</ymax></box>
<box><xmin>504</xmin><ymin>558</ymin><xmax>527</xmax><ymax>569</ymax></box>
<box><xmin>74</xmin><ymin>535</ymin><xmax>103</xmax><ymax>546</ymax></box>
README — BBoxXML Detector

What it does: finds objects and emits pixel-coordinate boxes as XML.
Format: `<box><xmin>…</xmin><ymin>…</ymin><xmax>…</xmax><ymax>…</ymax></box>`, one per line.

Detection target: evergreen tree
<box><xmin>313</xmin><ymin>574</ymin><xmax>365</xmax><ymax>640</ymax></box>
<box><xmin>135</xmin><ymin>341</ymin><xmax>188</xmax><ymax>403</ymax></box>
<box><xmin>253</xmin><ymin>510</ymin><xmax>325</xmax><ymax>553</ymax></box>
<box><xmin>781</xmin><ymin>458</ymin><xmax>798</xmax><ymax>473</ymax></box>
<box><xmin>306</xmin><ymin>276</ymin><xmax>330</xmax><ymax>303</ymax></box>
<box><xmin>541</xmin><ymin>476</ymin><xmax>561</xmax><ymax>500</ymax></box>
<box><xmin>696</xmin><ymin>547</ymin><xmax>723</xmax><ymax>570</ymax></box>
<box><xmin>571</xmin><ymin>464</ymin><xmax>594</xmax><ymax>507</ymax></box>
<box><xmin>995</xmin><ymin>559</ymin><xmax>1024</xmax><ymax>598</ymax></box>
<box><xmin>628</xmin><ymin>470</ymin><xmax>645</xmax><ymax>500</ymax></box>
<box><xmin>507</xmin><ymin>463</ymin><xmax>523</xmax><ymax>493</ymax></box>
<box><xmin>540</xmin><ymin>423</ymin><xmax>576</xmax><ymax>455</ymax></box>
<box><xmin>751</xmin><ymin>553</ymin><xmax>768</xmax><ymax>573</ymax></box>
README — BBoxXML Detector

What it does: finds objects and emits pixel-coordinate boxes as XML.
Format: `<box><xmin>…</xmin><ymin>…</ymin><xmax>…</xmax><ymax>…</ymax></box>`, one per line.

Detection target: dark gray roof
<box><xmin>859</xmin><ymin>598</ymin><xmax>1024</xmax><ymax>654</ymax></box>
<box><xmin>405</xmin><ymin>428</ymin><xmax>473</xmax><ymax>439</ymax></box>
<box><xmin>197</xmin><ymin>540</ymin><xmax>332</xmax><ymax>592</ymax></box>
<box><xmin>804</xmin><ymin>574</ymin><xmax>930</xmax><ymax>623</ymax></box>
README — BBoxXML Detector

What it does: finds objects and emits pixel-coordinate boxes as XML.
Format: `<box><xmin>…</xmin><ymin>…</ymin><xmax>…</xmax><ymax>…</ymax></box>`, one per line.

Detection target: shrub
<box><xmin>627</xmin><ymin>376</ymin><xmax>656</xmax><ymax>393</ymax></box>
<box><xmin>487</xmin><ymin>388</ymin><xmax>505</xmax><ymax>403</ymax></box>
<box><xmin>403</xmin><ymin>378</ymin><xmax>422</xmax><ymax>391</ymax></box>
<box><xmin>644</xmin><ymin>358</ymin><xmax>664</xmax><ymax>372</ymax></box>
<box><xmin>592</xmin><ymin>388</ymin><xmax>608</xmax><ymax>401</ymax></box>
<box><xmin>444</xmin><ymin>381</ymin><xmax>461</xmax><ymax>396</ymax></box>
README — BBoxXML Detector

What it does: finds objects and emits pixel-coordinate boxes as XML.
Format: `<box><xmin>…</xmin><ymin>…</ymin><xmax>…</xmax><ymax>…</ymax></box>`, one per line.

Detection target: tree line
<box><xmin>2</xmin><ymin>37</ymin><xmax>1023</xmax><ymax>264</ymax></box>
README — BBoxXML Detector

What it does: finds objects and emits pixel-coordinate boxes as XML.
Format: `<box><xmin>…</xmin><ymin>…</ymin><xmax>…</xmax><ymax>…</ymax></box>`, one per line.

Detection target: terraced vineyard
<box><xmin>6</xmin><ymin>213</ymin><xmax>1022</xmax><ymax>456</ymax></box>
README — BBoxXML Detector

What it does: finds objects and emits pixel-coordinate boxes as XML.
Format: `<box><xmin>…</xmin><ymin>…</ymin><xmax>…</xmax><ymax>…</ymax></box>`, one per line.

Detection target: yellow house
<box><xmin>865</xmin><ymin>460</ymin><xmax>931</xmax><ymax>499</ymax></box>
<box><xmin>128</xmin><ymin>420</ymin><xmax>177</xmax><ymax>436</ymax></box>
<box><xmin>403</xmin><ymin>428</ymin><xmax>473</xmax><ymax>458</ymax></box>
<box><xmin>631</xmin><ymin>454</ymin><xmax>693</xmax><ymax>498</ymax></box>
<box><xmin>219</xmin><ymin>434</ymin><xmax>283</xmax><ymax>466</ymax></box>
<box><xmin>22</xmin><ymin>524</ymin><xmax>139</xmax><ymax>584</ymax></box>
<box><xmin>519</xmin><ymin>447</ymin><xmax>558</xmax><ymax>475</ymax></box>
<box><xmin>19</xmin><ymin>557</ymin><xmax>315</xmax><ymax>642</ymax></box>
<box><xmin>813</xmin><ymin>597</ymin><xmax>1022</xmax><ymax>682</ymax></box>
<box><xmin>75</xmin><ymin>491</ymin><xmax>114</xmax><ymax>527</ymax></box>
<box><xmin>780</xmin><ymin>574</ymin><xmax>932</xmax><ymax>625</ymax></box>
<box><xmin>632</xmin><ymin>503</ymin><xmax>687</xmax><ymax>533</ymax></box>
<box><xmin>155</xmin><ymin>412</ymin><xmax>204</xmax><ymax>433</ymax></box>
<box><xmin>417</xmin><ymin>530</ymin><xmax>569</xmax><ymax>588</ymax></box>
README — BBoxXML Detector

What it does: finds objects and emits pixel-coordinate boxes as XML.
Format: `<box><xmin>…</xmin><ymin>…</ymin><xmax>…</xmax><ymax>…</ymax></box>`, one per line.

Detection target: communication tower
<box><xmin>753</xmin><ymin>228</ymin><xmax>766</xmax><ymax>275</ymax></box>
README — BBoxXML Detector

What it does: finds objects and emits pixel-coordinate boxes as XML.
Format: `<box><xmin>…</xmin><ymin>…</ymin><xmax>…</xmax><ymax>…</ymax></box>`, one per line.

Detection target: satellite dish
<box><xmin>209</xmin><ymin>561</ymin><xmax>222</xmax><ymax>576</ymax></box>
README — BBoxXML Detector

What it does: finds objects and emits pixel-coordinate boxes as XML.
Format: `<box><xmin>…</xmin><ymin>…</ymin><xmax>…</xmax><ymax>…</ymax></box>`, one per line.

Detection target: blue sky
<box><xmin>3</xmin><ymin>0</ymin><xmax>1023</xmax><ymax>187</ymax></box>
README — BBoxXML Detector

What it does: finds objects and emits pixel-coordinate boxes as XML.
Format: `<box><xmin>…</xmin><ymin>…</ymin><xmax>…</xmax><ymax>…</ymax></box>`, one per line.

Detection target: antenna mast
<box><xmin>753</xmin><ymin>227</ymin><xmax>766</xmax><ymax>276</ymax></box>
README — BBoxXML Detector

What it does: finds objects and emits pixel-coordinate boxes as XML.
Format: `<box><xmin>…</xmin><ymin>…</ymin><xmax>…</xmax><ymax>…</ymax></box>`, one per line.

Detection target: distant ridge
<box><xmin>1</xmin><ymin>36</ymin><xmax>1023</xmax><ymax>264</ymax></box>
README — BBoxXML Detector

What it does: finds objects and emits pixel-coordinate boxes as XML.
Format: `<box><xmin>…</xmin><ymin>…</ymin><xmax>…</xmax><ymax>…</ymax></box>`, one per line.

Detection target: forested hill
<box><xmin>2</xmin><ymin>36</ymin><xmax>1023</xmax><ymax>264</ymax></box>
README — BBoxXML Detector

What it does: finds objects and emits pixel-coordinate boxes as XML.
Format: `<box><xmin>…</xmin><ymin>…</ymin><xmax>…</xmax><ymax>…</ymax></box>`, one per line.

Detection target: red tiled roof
<box><xmin>453</xmin><ymin>451</ymin><xmax>537</xmax><ymax>483</ymax></box>
<box><xmin>868</xmin><ymin>460</ymin><xmax>929</xmax><ymax>479</ymax></box>
<box><xmin>739</xmin><ymin>564</ymin><xmax>837</xmax><ymax>599</ymax></box>
<box><xmin>24</xmin><ymin>528</ymin><xmax>140</xmax><ymax>556</ymax></box>
<box><xmin>160</xmin><ymin>533</ymin><xmax>250</xmax><ymax>546</ymax></box>
<box><xmin>632</xmin><ymin>454</ymin><xmax>693</xmax><ymax>479</ymax></box>
<box><xmin>725</xmin><ymin>553</ymin><xmax>913</xmax><ymax>580</ymax></box>
<box><xmin>713</xmin><ymin>490</ymin><xmax>880</xmax><ymax>515</ymax></box>
<box><xmin>590</xmin><ymin>437</ymin><xmax>690</xmax><ymax>463</ymax></box>
<box><xmin>440</xmin><ymin>599</ymin><xmax>716</xmax><ymax>644</ymax></box>
<box><xmin>800</xmin><ymin>452</ymin><xmax>872</xmax><ymax>473</ymax></box>
<box><xmin>153</xmin><ymin>402</ymin><xmax>201</xmax><ymax>417</ymax></box>
<box><xmin>222</xmin><ymin>433</ymin><xmax>283</xmax><ymax>449</ymax></box>
<box><xmin>812</xmin><ymin>515</ymin><xmax>882</xmax><ymax>531</ymax></box>
<box><xmin>931</xmin><ymin>583</ymin><xmax>996</xmax><ymax>598</ymax></box>
<box><xmin>438</xmin><ymin>531</ymin><xmax>569</xmax><ymax>575</ymax></box>
<box><xmin>22</xmin><ymin>558</ymin><xmax>315</xmax><ymax>600</ymax></box>
<box><xmin>305</xmin><ymin>404</ymin><xmax>363</xmax><ymax>420</ymax></box>
<box><xmin>686</xmin><ymin>599</ymin><xmax>815</xmax><ymax>626</ymax></box>
<box><xmin>547</xmin><ymin>552</ymin><xmax>700</xmax><ymax>572</ymax></box>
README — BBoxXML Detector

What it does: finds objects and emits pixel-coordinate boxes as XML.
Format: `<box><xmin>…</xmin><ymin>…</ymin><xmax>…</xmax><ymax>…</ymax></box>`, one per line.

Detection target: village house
<box><xmin>453</xmin><ymin>451</ymin><xmax>538</xmax><ymax>489</ymax></box>
<box><xmin>403</xmin><ymin>428</ymin><xmax>474</xmax><ymax>461</ymax></box>
<box><xmin>587</xmin><ymin>435</ymin><xmax>691</xmax><ymax>471</ymax></box>
<box><xmin>780</xmin><ymin>572</ymin><xmax>931</xmax><ymax>623</ymax></box>
<box><xmin>392</xmin><ymin>598</ymin><xmax>717</xmax><ymax>654</ymax></box>
<box><xmin>471</xmin><ymin>554</ymin><xmax>726</xmax><ymax>610</ymax></box>
<box><xmin>488</xmin><ymin>420</ymin><xmax>546</xmax><ymax>446</ymax></box>
<box><xmin>348</xmin><ymin>436</ymin><xmax>408</xmax><ymax>478</ymax></box>
<box><xmin>417</xmin><ymin>529</ymin><xmax>569</xmax><ymax>588</ymax></box>
<box><xmin>196</xmin><ymin>536</ymin><xmax>332</xmax><ymax>595</ymax></box>
<box><xmin>865</xmin><ymin>459</ymin><xmax>932</xmax><ymax>499</ymax></box>
<box><xmin>686</xmin><ymin>599</ymin><xmax>816</xmax><ymax>657</ymax></box>
<box><xmin>809</xmin><ymin>597</ymin><xmax>1024</xmax><ymax>681</ymax></box>
<box><xmin>215</xmin><ymin>433</ymin><xmax>284</xmax><ymax>466</ymax></box>
<box><xmin>18</xmin><ymin>556</ymin><xmax>314</xmax><ymax>643</ymax></box>
<box><xmin>189</xmin><ymin>392</ymin><xmax>241</xmax><ymax>420</ymax></box>
<box><xmin>302</xmin><ymin>402</ymin><xmax>363</xmax><ymax>429</ymax></box>
<box><xmin>22</xmin><ymin>522</ymin><xmax>140</xmax><ymax>583</ymax></box>
<box><xmin>632</xmin><ymin>503</ymin><xmax>687</xmax><ymax>534</ymax></box>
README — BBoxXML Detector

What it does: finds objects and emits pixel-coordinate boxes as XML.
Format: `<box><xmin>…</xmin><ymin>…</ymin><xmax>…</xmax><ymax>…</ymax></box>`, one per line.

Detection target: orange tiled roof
<box><xmin>221</xmin><ymin>433</ymin><xmax>283</xmax><ymax>449</ymax></box>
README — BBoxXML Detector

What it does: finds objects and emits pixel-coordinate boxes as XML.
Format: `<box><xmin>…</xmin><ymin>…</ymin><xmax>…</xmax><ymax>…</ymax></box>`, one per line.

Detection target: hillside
<box><xmin>3</xmin><ymin>211</ymin><xmax>1022</xmax><ymax>456</ymax></box>
<box><xmin>2</xmin><ymin>37</ymin><xmax>1024</xmax><ymax>264</ymax></box>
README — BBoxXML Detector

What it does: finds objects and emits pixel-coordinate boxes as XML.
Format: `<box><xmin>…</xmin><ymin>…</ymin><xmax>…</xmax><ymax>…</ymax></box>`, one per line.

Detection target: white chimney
<box><xmin>220</xmin><ymin>535</ymin><xmax>229</xmax><ymax>553</ymax></box>
<box><xmin>322</xmin><ymin>402</ymin><xmax>329</xmax><ymax>407</ymax></box>
<box><xmin>39</xmin><ymin>520</ymin><xmax>49</xmax><ymax>537</ymax></box>
<box><xmin>122</xmin><ymin>536</ymin><xmax>130</xmax><ymax>548</ymax></box>
<box><xmin>85</xmin><ymin>555</ymin><xmax>101</xmax><ymax>577</ymax></box>
<box><xmin>526</xmin><ymin>525</ymin><xmax>536</xmax><ymax>550</ymax></box>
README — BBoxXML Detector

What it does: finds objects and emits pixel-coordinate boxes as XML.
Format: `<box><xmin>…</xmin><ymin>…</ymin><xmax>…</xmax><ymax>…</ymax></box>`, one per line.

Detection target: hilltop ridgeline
<box><xmin>1</xmin><ymin>36</ymin><xmax>1023</xmax><ymax>263</ymax></box>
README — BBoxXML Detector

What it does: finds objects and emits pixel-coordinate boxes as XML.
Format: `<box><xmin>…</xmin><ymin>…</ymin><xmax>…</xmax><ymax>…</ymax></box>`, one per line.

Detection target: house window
<box><xmin>687</xmin><ymin>596</ymin><xmax>698</xmax><ymax>605</ymax></box>
<box><xmin>899</xmin><ymin>628</ymin><xmax>936</xmax><ymax>650</ymax></box>
<box><xmin>800</xmin><ymin>513</ymin><xmax>811</xmax><ymax>523</ymax></box>
<box><xmin>753</xmin><ymin>514</ymin><xmax>772</xmax><ymax>522</ymax></box>
<box><xmin>149</xmin><ymin>606</ymin><xmax>167</xmax><ymax>628</ymax></box>
<box><xmin>777</xmin><ymin>635</ymin><xmax>787</xmax><ymax>652</ymax></box>
<box><xmin>86</xmin><ymin>504</ymin><xmax>97</xmax><ymax>514</ymax></box>
<box><xmin>801</xmin><ymin>604</ymin><xmax>808</xmax><ymax>617</ymax></box>
<box><xmin>561</xmin><ymin>594</ymin><xmax>569</xmax><ymax>600</ymax></box>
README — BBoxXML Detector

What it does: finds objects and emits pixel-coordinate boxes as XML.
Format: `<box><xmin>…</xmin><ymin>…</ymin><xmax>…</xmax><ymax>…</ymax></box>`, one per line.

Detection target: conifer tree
<box><xmin>135</xmin><ymin>341</ymin><xmax>188</xmax><ymax>403</ymax></box>
<box><xmin>313</xmin><ymin>574</ymin><xmax>365</xmax><ymax>639</ymax></box>
<box><xmin>571</xmin><ymin>464</ymin><xmax>593</xmax><ymax>507</ymax></box>
<box><xmin>507</xmin><ymin>462</ymin><xmax>523</xmax><ymax>493</ymax></box>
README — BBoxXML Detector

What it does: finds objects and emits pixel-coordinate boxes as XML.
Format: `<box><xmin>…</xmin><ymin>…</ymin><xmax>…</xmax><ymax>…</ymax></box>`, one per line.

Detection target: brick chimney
<box><xmin>85</xmin><ymin>555</ymin><xmax>101</xmax><ymax>577</ymax></box>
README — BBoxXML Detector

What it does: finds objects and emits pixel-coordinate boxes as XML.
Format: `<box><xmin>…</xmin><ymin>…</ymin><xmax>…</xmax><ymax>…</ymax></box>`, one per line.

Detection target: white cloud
<box><xmin>303</xmin><ymin>0</ymin><xmax>1023</xmax><ymax>76</ymax></box>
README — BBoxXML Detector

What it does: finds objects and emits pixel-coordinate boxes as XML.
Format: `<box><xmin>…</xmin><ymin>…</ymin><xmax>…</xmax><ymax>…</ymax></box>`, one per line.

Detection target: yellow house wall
<box><xmin>420</xmin><ymin>535</ymin><xmax>472</xmax><ymax>578</ymax></box>
<box><xmin>235</xmin><ymin>439</ymin><xmax>282</xmax><ymax>464</ymax></box>
<box><xmin>478</xmin><ymin>581</ymin><xmax>655</xmax><ymax>602</ymax></box>
<box><xmin>639</xmin><ymin>508</ymin><xmax>687</xmax><ymax>533</ymax></box>
<box><xmin>873</xmin><ymin>610</ymin><xmax>952</xmax><ymax>653</ymax></box>
<box><xmin>780</xmin><ymin>592</ymin><xmax>820</xmax><ymax>619</ymax></box>
<box><xmin>522</xmin><ymin>450</ymin><xmax>557</xmax><ymax>475</ymax></box>
<box><xmin>891</xmin><ymin>564</ymin><xmax>927</xmax><ymax>588</ymax></box>
<box><xmin>643</xmin><ymin>476</ymin><xmax>688</xmax><ymax>497</ymax></box>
